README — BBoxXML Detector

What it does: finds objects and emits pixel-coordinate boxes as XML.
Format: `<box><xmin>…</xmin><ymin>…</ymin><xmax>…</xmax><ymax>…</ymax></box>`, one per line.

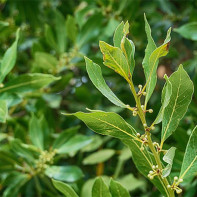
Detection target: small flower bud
<box><xmin>156</xmin><ymin>165</ymin><xmax>158</xmax><ymax>168</ymax></box>
<box><xmin>176</xmin><ymin>188</ymin><xmax>182</xmax><ymax>194</ymax></box>
<box><xmin>142</xmin><ymin>92</ymin><xmax>146</xmax><ymax>96</ymax></box>
<box><xmin>138</xmin><ymin>84</ymin><xmax>142</xmax><ymax>89</ymax></box>
<box><xmin>149</xmin><ymin>109</ymin><xmax>153</xmax><ymax>113</ymax></box>
<box><xmin>179</xmin><ymin>178</ymin><xmax>183</xmax><ymax>183</ymax></box>
<box><xmin>174</xmin><ymin>176</ymin><xmax>178</xmax><ymax>181</ymax></box>
<box><xmin>151</xmin><ymin>126</ymin><xmax>155</xmax><ymax>130</ymax></box>
<box><xmin>149</xmin><ymin>176</ymin><xmax>153</xmax><ymax>180</ymax></box>
<box><xmin>137</xmin><ymin>133</ymin><xmax>141</xmax><ymax>137</ymax></box>
<box><xmin>152</xmin><ymin>165</ymin><xmax>156</xmax><ymax>169</ymax></box>
<box><xmin>149</xmin><ymin>171</ymin><xmax>153</xmax><ymax>174</ymax></box>
<box><xmin>143</xmin><ymin>123</ymin><xmax>147</xmax><ymax>127</ymax></box>
<box><xmin>141</xmin><ymin>105</ymin><xmax>144</xmax><ymax>109</ymax></box>
<box><xmin>167</xmin><ymin>185</ymin><xmax>171</xmax><ymax>188</ymax></box>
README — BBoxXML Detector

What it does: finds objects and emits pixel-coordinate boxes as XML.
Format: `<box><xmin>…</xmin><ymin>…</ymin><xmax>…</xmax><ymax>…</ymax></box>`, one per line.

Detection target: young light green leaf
<box><xmin>142</xmin><ymin>14</ymin><xmax>156</xmax><ymax>85</ymax></box>
<box><xmin>174</xmin><ymin>22</ymin><xmax>197</xmax><ymax>41</ymax></box>
<box><xmin>45</xmin><ymin>166</ymin><xmax>83</xmax><ymax>182</ymax></box>
<box><xmin>113</xmin><ymin>22</ymin><xmax>124</xmax><ymax>48</ymax></box>
<box><xmin>161</xmin><ymin>65</ymin><xmax>194</xmax><ymax>146</ymax></box>
<box><xmin>85</xmin><ymin>57</ymin><xmax>128</xmax><ymax>108</ymax></box>
<box><xmin>113</xmin><ymin>21</ymin><xmax>135</xmax><ymax>74</ymax></box>
<box><xmin>0</xmin><ymin>29</ymin><xmax>20</xmax><ymax>83</ymax></box>
<box><xmin>144</xmin><ymin>27</ymin><xmax>171</xmax><ymax>106</ymax></box>
<box><xmin>109</xmin><ymin>179</ymin><xmax>130</xmax><ymax>197</ymax></box>
<box><xmin>99</xmin><ymin>41</ymin><xmax>130</xmax><ymax>80</ymax></box>
<box><xmin>0</xmin><ymin>73</ymin><xmax>60</xmax><ymax>94</ymax></box>
<box><xmin>154</xmin><ymin>74</ymin><xmax>172</xmax><ymax>124</ymax></box>
<box><xmin>162</xmin><ymin>147</ymin><xmax>176</xmax><ymax>177</ymax></box>
<box><xmin>63</xmin><ymin>111</ymin><xmax>140</xmax><ymax>142</ymax></box>
<box><xmin>92</xmin><ymin>177</ymin><xmax>111</xmax><ymax>197</ymax></box>
<box><xmin>0</xmin><ymin>100</ymin><xmax>7</xmax><ymax>123</ymax></box>
<box><xmin>29</xmin><ymin>114</ymin><xmax>44</xmax><ymax>150</ymax></box>
<box><xmin>123</xmin><ymin>139</ymin><xmax>168</xmax><ymax>196</ymax></box>
<box><xmin>180</xmin><ymin>126</ymin><xmax>197</xmax><ymax>180</ymax></box>
<box><xmin>52</xmin><ymin>179</ymin><xmax>78</xmax><ymax>197</ymax></box>
<box><xmin>83</xmin><ymin>149</ymin><xmax>115</xmax><ymax>165</ymax></box>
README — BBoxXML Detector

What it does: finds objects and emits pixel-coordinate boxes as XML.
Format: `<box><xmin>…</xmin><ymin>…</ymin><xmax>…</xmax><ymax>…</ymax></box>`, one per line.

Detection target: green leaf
<box><xmin>52</xmin><ymin>179</ymin><xmax>78</xmax><ymax>197</ymax></box>
<box><xmin>174</xmin><ymin>22</ymin><xmax>197</xmax><ymax>41</ymax></box>
<box><xmin>0</xmin><ymin>100</ymin><xmax>7</xmax><ymax>123</ymax></box>
<box><xmin>144</xmin><ymin>27</ymin><xmax>171</xmax><ymax>106</ymax></box>
<box><xmin>162</xmin><ymin>147</ymin><xmax>176</xmax><ymax>177</ymax></box>
<box><xmin>117</xmin><ymin>174</ymin><xmax>145</xmax><ymax>192</ymax></box>
<box><xmin>123</xmin><ymin>139</ymin><xmax>168</xmax><ymax>196</ymax></box>
<box><xmin>0</xmin><ymin>73</ymin><xmax>60</xmax><ymax>94</ymax></box>
<box><xmin>92</xmin><ymin>177</ymin><xmax>111</xmax><ymax>197</ymax></box>
<box><xmin>113</xmin><ymin>22</ymin><xmax>124</xmax><ymax>48</ymax></box>
<box><xmin>29</xmin><ymin>114</ymin><xmax>44</xmax><ymax>150</ymax></box>
<box><xmin>54</xmin><ymin>10</ymin><xmax>67</xmax><ymax>53</ymax></box>
<box><xmin>99</xmin><ymin>41</ymin><xmax>131</xmax><ymax>80</ymax></box>
<box><xmin>142</xmin><ymin>14</ymin><xmax>156</xmax><ymax>86</ymax></box>
<box><xmin>33</xmin><ymin>52</ymin><xmax>58</xmax><ymax>71</ymax></box>
<box><xmin>45</xmin><ymin>166</ymin><xmax>83</xmax><ymax>182</ymax></box>
<box><xmin>161</xmin><ymin>65</ymin><xmax>194</xmax><ymax>145</ymax></box>
<box><xmin>66</xmin><ymin>15</ymin><xmax>78</xmax><ymax>43</ymax></box>
<box><xmin>109</xmin><ymin>179</ymin><xmax>130</xmax><ymax>197</ymax></box>
<box><xmin>83</xmin><ymin>149</ymin><xmax>115</xmax><ymax>165</ymax></box>
<box><xmin>3</xmin><ymin>172</ymin><xmax>29</xmax><ymax>197</ymax></box>
<box><xmin>44</xmin><ymin>24</ymin><xmax>58</xmax><ymax>51</ymax></box>
<box><xmin>85</xmin><ymin>57</ymin><xmax>128</xmax><ymax>108</ymax></box>
<box><xmin>53</xmin><ymin>126</ymin><xmax>80</xmax><ymax>149</ymax></box>
<box><xmin>64</xmin><ymin>110</ymin><xmax>139</xmax><ymax>141</ymax></box>
<box><xmin>180</xmin><ymin>126</ymin><xmax>197</xmax><ymax>180</ymax></box>
<box><xmin>113</xmin><ymin>22</ymin><xmax>135</xmax><ymax>74</ymax></box>
<box><xmin>0</xmin><ymin>29</ymin><xmax>20</xmax><ymax>83</ymax></box>
<box><xmin>154</xmin><ymin>74</ymin><xmax>172</xmax><ymax>124</ymax></box>
<box><xmin>56</xmin><ymin>134</ymin><xmax>92</xmax><ymax>155</ymax></box>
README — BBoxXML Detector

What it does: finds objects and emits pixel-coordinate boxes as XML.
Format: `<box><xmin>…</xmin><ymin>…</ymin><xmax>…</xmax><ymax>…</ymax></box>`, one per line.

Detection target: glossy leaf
<box><xmin>162</xmin><ymin>147</ymin><xmax>176</xmax><ymax>177</ymax></box>
<box><xmin>180</xmin><ymin>126</ymin><xmax>197</xmax><ymax>180</ymax></box>
<box><xmin>0</xmin><ymin>29</ymin><xmax>20</xmax><ymax>83</ymax></box>
<box><xmin>109</xmin><ymin>179</ymin><xmax>130</xmax><ymax>197</ymax></box>
<box><xmin>0</xmin><ymin>100</ymin><xmax>7</xmax><ymax>123</ymax></box>
<box><xmin>123</xmin><ymin>139</ymin><xmax>168</xmax><ymax>196</ymax></box>
<box><xmin>154</xmin><ymin>75</ymin><xmax>172</xmax><ymax>124</ymax></box>
<box><xmin>92</xmin><ymin>177</ymin><xmax>111</xmax><ymax>197</ymax></box>
<box><xmin>174</xmin><ymin>22</ymin><xmax>197</xmax><ymax>41</ymax></box>
<box><xmin>64</xmin><ymin>110</ymin><xmax>139</xmax><ymax>141</ymax></box>
<box><xmin>85</xmin><ymin>57</ymin><xmax>128</xmax><ymax>108</ymax></box>
<box><xmin>161</xmin><ymin>65</ymin><xmax>194</xmax><ymax>144</ymax></box>
<box><xmin>144</xmin><ymin>27</ymin><xmax>171</xmax><ymax>105</ymax></box>
<box><xmin>29</xmin><ymin>114</ymin><xmax>44</xmax><ymax>150</ymax></box>
<box><xmin>99</xmin><ymin>41</ymin><xmax>130</xmax><ymax>80</ymax></box>
<box><xmin>45</xmin><ymin>166</ymin><xmax>83</xmax><ymax>182</ymax></box>
<box><xmin>0</xmin><ymin>73</ymin><xmax>60</xmax><ymax>94</ymax></box>
<box><xmin>83</xmin><ymin>149</ymin><xmax>115</xmax><ymax>165</ymax></box>
<box><xmin>52</xmin><ymin>179</ymin><xmax>78</xmax><ymax>197</ymax></box>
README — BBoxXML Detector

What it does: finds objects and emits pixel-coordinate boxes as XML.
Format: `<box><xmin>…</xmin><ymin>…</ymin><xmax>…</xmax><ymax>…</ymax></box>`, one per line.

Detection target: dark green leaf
<box><xmin>161</xmin><ymin>65</ymin><xmax>194</xmax><ymax>145</ymax></box>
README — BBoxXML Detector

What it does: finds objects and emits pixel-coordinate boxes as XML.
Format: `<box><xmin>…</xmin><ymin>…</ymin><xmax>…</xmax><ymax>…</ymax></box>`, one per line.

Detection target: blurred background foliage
<box><xmin>0</xmin><ymin>0</ymin><xmax>196</xmax><ymax>196</ymax></box>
